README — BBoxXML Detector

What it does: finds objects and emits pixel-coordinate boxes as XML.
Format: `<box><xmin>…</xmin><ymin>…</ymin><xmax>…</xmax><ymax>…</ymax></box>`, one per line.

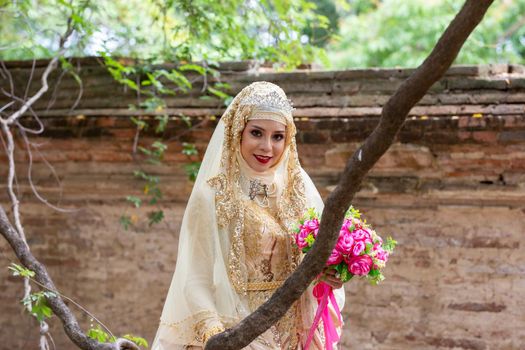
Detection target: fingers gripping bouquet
<box><xmin>292</xmin><ymin>207</ymin><xmax>397</xmax><ymax>350</ymax></box>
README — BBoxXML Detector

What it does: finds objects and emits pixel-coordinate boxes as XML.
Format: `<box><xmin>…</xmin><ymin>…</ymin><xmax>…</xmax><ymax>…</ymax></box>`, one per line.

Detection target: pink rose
<box><xmin>352</xmin><ymin>240</ymin><xmax>366</xmax><ymax>256</ymax></box>
<box><xmin>376</xmin><ymin>248</ymin><xmax>388</xmax><ymax>262</ymax></box>
<box><xmin>347</xmin><ymin>254</ymin><xmax>373</xmax><ymax>276</ymax></box>
<box><xmin>296</xmin><ymin>229</ymin><xmax>310</xmax><ymax>249</ymax></box>
<box><xmin>343</xmin><ymin>218</ymin><xmax>353</xmax><ymax>231</ymax></box>
<box><xmin>374</xmin><ymin>244</ymin><xmax>389</xmax><ymax>262</ymax></box>
<box><xmin>326</xmin><ymin>249</ymin><xmax>343</xmax><ymax>266</ymax></box>
<box><xmin>352</xmin><ymin>228</ymin><xmax>371</xmax><ymax>242</ymax></box>
<box><xmin>336</xmin><ymin>232</ymin><xmax>354</xmax><ymax>254</ymax></box>
<box><xmin>305</xmin><ymin>219</ymin><xmax>319</xmax><ymax>231</ymax></box>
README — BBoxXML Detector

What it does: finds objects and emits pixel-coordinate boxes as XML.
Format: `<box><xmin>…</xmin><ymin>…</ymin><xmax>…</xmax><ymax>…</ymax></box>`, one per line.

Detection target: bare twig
<box><xmin>20</xmin><ymin>128</ymin><xmax>80</xmax><ymax>213</ymax></box>
<box><xmin>23</xmin><ymin>58</ymin><xmax>37</xmax><ymax>102</ymax></box>
<box><xmin>32</xmin><ymin>143</ymin><xmax>66</xmax><ymax>205</ymax></box>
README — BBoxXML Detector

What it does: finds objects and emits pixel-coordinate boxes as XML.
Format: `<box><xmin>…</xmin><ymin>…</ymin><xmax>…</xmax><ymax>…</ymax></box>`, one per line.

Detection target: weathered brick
<box><xmin>2</xmin><ymin>62</ymin><xmax>525</xmax><ymax>350</ymax></box>
<box><xmin>448</xmin><ymin>302</ymin><xmax>506</xmax><ymax>312</ymax></box>
<box><xmin>499</xmin><ymin>130</ymin><xmax>525</xmax><ymax>142</ymax></box>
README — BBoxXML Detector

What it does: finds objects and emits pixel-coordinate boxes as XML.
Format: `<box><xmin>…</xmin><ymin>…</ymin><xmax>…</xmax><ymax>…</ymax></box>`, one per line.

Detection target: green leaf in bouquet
<box><xmin>369</xmin><ymin>268</ymin><xmax>380</xmax><ymax>277</ymax></box>
<box><xmin>306</xmin><ymin>207</ymin><xmax>317</xmax><ymax>220</ymax></box>
<box><xmin>368</xmin><ymin>270</ymin><xmax>385</xmax><ymax>285</ymax></box>
<box><xmin>305</xmin><ymin>233</ymin><xmax>315</xmax><ymax>247</ymax></box>
<box><xmin>383</xmin><ymin>236</ymin><xmax>398</xmax><ymax>253</ymax></box>
<box><xmin>364</xmin><ymin>242</ymin><xmax>373</xmax><ymax>255</ymax></box>
<box><xmin>340</xmin><ymin>268</ymin><xmax>352</xmax><ymax>283</ymax></box>
<box><xmin>334</xmin><ymin>263</ymin><xmax>345</xmax><ymax>274</ymax></box>
<box><xmin>346</xmin><ymin>205</ymin><xmax>361</xmax><ymax>219</ymax></box>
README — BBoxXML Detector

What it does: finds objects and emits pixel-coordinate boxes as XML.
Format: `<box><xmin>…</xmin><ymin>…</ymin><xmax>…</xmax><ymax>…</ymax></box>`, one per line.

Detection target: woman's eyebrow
<box><xmin>251</xmin><ymin>125</ymin><xmax>285</xmax><ymax>133</ymax></box>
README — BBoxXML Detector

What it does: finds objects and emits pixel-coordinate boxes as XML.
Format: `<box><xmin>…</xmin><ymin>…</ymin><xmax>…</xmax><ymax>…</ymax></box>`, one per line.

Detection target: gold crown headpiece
<box><xmin>239</xmin><ymin>87</ymin><xmax>295</xmax><ymax>117</ymax></box>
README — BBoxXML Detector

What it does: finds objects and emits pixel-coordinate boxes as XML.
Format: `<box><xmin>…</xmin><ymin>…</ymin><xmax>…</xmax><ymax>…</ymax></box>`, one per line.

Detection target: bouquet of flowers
<box><xmin>292</xmin><ymin>206</ymin><xmax>396</xmax><ymax>350</ymax></box>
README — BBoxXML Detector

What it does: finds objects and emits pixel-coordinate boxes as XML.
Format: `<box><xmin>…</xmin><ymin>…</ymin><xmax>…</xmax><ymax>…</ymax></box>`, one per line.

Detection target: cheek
<box><xmin>273</xmin><ymin>141</ymin><xmax>285</xmax><ymax>158</ymax></box>
<box><xmin>240</xmin><ymin>132</ymin><xmax>255</xmax><ymax>156</ymax></box>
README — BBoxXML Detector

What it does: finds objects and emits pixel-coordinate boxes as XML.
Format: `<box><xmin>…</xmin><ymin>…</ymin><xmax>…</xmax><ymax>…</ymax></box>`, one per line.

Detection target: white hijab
<box><xmin>152</xmin><ymin>82</ymin><xmax>343</xmax><ymax>349</ymax></box>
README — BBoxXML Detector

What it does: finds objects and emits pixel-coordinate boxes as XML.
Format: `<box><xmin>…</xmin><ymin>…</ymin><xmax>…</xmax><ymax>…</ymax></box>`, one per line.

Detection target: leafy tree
<box><xmin>302</xmin><ymin>0</ymin><xmax>340</xmax><ymax>47</ymax></box>
<box><xmin>327</xmin><ymin>0</ymin><xmax>525</xmax><ymax>68</ymax></box>
<box><xmin>0</xmin><ymin>0</ymin><xmax>329</xmax><ymax>68</ymax></box>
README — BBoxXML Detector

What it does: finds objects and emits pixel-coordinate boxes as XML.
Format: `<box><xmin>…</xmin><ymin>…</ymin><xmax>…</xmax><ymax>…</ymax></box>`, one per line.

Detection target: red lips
<box><xmin>254</xmin><ymin>155</ymin><xmax>272</xmax><ymax>164</ymax></box>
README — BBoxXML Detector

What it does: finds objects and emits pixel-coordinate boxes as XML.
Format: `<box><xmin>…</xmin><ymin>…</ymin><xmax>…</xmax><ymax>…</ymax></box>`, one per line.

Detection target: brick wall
<box><xmin>0</xmin><ymin>59</ymin><xmax>524</xmax><ymax>349</ymax></box>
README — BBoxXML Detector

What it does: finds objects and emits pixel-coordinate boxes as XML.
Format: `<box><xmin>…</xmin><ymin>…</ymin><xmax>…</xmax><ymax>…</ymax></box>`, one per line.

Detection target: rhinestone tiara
<box><xmin>239</xmin><ymin>83</ymin><xmax>294</xmax><ymax>116</ymax></box>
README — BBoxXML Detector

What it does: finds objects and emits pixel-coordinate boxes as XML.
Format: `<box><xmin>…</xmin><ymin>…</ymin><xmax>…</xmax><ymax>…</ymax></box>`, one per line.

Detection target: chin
<box><xmin>249</xmin><ymin>161</ymin><xmax>272</xmax><ymax>172</ymax></box>
<box><xmin>252</xmin><ymin>164</ymin><xmax>269</xmax><ymax>172</ymax></box>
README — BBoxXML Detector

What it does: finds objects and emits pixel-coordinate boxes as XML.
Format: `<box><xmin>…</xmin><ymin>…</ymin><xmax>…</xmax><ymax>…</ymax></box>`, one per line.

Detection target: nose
<box><xmin>259</xmin><ymin>136</ymin><xmax>272</xmax><ymax>153</ymax></box>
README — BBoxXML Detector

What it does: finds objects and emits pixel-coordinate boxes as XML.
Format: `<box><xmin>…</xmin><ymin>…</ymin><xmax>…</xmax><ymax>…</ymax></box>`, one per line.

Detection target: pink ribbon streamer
<box><xmin>304</xmin><ymin>282</ymin><xmax>343</xmax><ymax>350</ymax></box>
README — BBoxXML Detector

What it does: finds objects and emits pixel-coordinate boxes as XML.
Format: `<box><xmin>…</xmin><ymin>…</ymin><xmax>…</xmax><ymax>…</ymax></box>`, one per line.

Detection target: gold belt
<box><xmin>246</xmin><ymin>280</ymin><xmax>284</xmax><ymax>291</ymax></box>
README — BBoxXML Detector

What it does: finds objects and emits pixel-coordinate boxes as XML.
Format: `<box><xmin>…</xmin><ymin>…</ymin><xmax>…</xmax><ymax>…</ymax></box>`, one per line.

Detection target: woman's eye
<box><xmin>273</xmin><ymin>134</ymin><xmax>284</xmax><ymax>141</ymax></box>
<box><xmin>250</xmin><ymin>129</ymin><xmax>262</xmax><ymax>137</ymax></box>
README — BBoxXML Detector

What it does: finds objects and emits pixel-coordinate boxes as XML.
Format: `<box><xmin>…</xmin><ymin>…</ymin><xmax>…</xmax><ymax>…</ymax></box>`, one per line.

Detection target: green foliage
<box><xmin>87</xmin><ymin>324</ymin><xmax>116</xmax><ymax>343</ymax></box>
<box><xmin>155</xmin><ymin>115</ymin><xmax>169</xmax><ymax>133</ymax></box>
<box><xmin>327</xmin><ymin>0</ymin><xmax>525</xmax><ymax>68</ymax></box>
<box><xmin>126</xmin><ymin>196</ymin><xmax>142</xmax><ymax>208</ymax></box>
<box><xmin>148</xmin><ymin>210</ymin><xmax>165</xmax><ymax>226</ymax></box>
<box><xmin>87</xmin><ymin>325</ymin><xmax>149</xmax><ymax>348</ymax></box>
<box><xmin>123</xmin><ymin>334</ymin><xmax>149</xmax><ymax>348</ymax></box>
<box><xmin>0</xmin><ymin>0</ymin><xmax>329</xmax><ymax>68</ymax></box>
<box><xmin>334</xmin><ymin>263</ymin><xmax>352</xmax><ymax>283</ymax></box>
<box><xmin>345</xmin><ymin>205</ymin><xmax>361</xmax><ymax>220</ymax></box>
<box><xmin>368</xmin><ymin>269</ymin><xmax>385</xmax><ymax>285</ymax></box>
<box><xmin>8</xmin><ymin>263</ymin><xmax>35</xmax><ymax>278</ymax></box>
<box><xmin>9</xmin><ymin>265</ymin><xmax>61</xmax><ymax>323</ymax></box>
<box><xmin>119</xmin><ymin>215</ymin><xmax>133</xmax><ymax>230</ymax></box>
<box><xmin>182</xmin><ymin>142</ymin><xmax>198</xmax><ymax>156</ymax></box>
<box><xmin>183</xmin><ymin>162</ymin><xmax>201</xmax><ymax>182</ymax></box>
<box><xmin>21</xmin><ymin>291</ymin><xmax>57</xmax><ymax>322</ymax></box>
<box><xmin>302</xmin><ymin>0</ymin><xmax>340</xmax><ymax>48</ymax></box>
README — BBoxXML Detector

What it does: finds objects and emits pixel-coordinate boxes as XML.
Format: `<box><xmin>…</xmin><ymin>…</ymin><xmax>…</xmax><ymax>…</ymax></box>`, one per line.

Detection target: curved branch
<box><xmin>0</xmin><ymin>206</ymin><xmax>137</xmax><ymax>350</ymax></box>
<box><xmin>205</xmin><ymin>0</ymin><xmax>495</xmax><ymax>348</ymax></box>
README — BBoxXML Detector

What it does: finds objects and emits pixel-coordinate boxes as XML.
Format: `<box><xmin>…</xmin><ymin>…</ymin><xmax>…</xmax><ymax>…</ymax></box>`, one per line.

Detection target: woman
<box><xmin>152</xmin><ymin>82</ymin><xmax>344</xmax><ymax>349</ymax></box>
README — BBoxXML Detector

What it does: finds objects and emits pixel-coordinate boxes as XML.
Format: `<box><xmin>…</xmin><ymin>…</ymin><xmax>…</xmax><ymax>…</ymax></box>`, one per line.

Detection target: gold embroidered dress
<box><xmin>152</xmin><ymin>82</ymin><xmax>344</xmax><ymax>350</ymax></box>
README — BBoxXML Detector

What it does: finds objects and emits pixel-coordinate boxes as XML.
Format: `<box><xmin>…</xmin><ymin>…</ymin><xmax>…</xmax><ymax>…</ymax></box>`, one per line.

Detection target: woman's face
<box><xmin>240</xmin><ymin>119</ymin><xmax>287</xmax><ymax>172</ymax></box>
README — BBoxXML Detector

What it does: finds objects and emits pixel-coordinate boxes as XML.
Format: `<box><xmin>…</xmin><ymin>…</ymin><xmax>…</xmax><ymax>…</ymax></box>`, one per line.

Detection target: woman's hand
<box><xmin>322</xmin><ymin>268</ymin><xmax>343</xmax><ymax>289</ymax></box>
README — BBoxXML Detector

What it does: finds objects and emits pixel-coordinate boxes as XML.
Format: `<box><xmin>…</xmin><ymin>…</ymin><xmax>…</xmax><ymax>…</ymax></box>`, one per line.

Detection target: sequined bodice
<box><xmin>243</xmin><ymin>200</ymin><xmax>294</xmax><ymax>284</ymax></box>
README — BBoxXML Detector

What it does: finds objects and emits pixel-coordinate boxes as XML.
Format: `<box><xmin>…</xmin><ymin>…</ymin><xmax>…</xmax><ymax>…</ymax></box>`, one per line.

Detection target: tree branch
<box><xmin>0</xmin><ymin>206</ymin><xmax>132</xmax><ymax>350</ymax></box>
<box><xmin>205</xmin><ymin>0</ymin><xmax>495</xmax><ymax>348</ymax></box>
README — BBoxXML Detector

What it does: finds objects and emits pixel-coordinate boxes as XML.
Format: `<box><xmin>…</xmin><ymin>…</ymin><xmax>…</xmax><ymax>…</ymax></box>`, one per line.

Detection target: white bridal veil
<box><xmin>152</xmin><ymin>82</ymin><xmax>344</xmax><ymax>349</ymax></box>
